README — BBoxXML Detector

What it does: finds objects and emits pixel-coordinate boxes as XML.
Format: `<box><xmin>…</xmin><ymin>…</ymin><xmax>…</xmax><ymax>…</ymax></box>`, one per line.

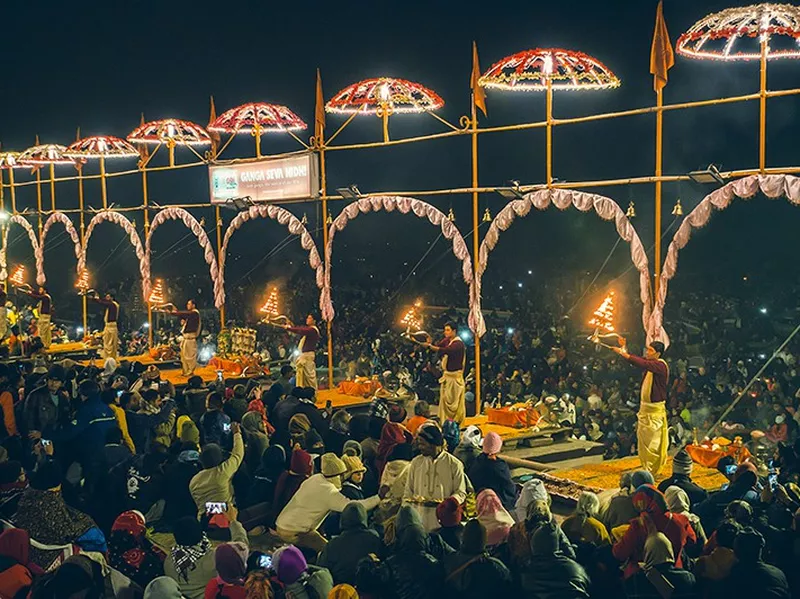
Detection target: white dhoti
<box><xmin>438</xmin><ymin>369</ymin><xmax>466</xmax><ymax>425</ymax></box>
<box><xmin>103</xmin><ymin>321</ymin><xmax>119</xmax><ymax>360</ymax></box>
<box><xmin>181</xmin><ymin>332</ymin><xmax>198</xmax><ymax>376</ymax></box>
<box><xmin>296</xmin><ymin>351</ymin><xmax>318</xmax><ymax>390</ymax></box>
<box><xmin>39</xmin><ymin>313</ymin><xmax>52</xmax><ymax>349</ymax></box>
<box><xmin>637</xmin><ymin>401</ymin><xmax>669</xmax><ymax>476</ymax></box>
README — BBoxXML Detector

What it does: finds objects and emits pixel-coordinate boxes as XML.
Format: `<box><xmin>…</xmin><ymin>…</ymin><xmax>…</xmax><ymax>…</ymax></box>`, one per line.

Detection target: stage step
<box><xmin>506</xmin><ymin>438</ymin><xmax>605</xmax><ymax>467</ymax></box>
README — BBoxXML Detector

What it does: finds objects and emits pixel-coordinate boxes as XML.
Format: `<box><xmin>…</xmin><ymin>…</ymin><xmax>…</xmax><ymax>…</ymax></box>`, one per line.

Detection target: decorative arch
<box><xmin>220</xmin><ymin>204</ymin><xmax>324</xmax><ymax>306</ymax></box>
<box><xmin>476</xmin><ymin>188</ymin><xmax>650</xmax><ymax>338</ymax></box>
<box><xmin>650</xmin><ymin>174</ymin><xmax>800</xmax><ymax>343</ymax></box>
<box><xmin>37</xmin><ymin>212</ymin><xmax>82</xmax><ymax>285</ymax></box>
<box><xmin>0</xmin><ymin>215</ymin><xmax>40</xmax><ymax>283</ymax></box>
<box><xmin>147</xmin><ymin>207</ymin><xmax>225</xmax><ymax>309</ymax></box>
<box><xmin>81</xmin><ymin>211</ymin><xmax>148</xmax><ymax>300</ymax></box>
<box><xmin>322</xmin><ymin>196</ymin><xmax>481</xmax><ymax>333</ymax></box>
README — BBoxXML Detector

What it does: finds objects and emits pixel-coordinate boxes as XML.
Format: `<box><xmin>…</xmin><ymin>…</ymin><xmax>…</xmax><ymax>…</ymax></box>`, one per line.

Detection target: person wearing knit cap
<box><xmin>204</xmin><ymin>541</ymin><xmax>249</xmax><ymax>598</ymax></box>
<box><xmin>273</xmin><ymin>545</ymin><xmax>334</xmax><ymax>599</ymax></box>
<box><xmin>178</xmin><ymin>415</ymin><xmax>201</xmax><ymax>446</ymax></box>
<box><xmin>403</xmin><ymin>422</ymin><xmax>467</xmax><ymax>531</ymax></box>
<box><xmin>657</xmin><ymin>447</ymin><xmax>708</xmax><ymax>507</ymax></box>
<box><xmin>319</xmin><ymin>503</ymin><xmax>384</xmax><ymax>585</ymax></box>
<box><xmin>145</xmin><ymin>576</ymin><xmax>184</xmax><ymax>599</ymax></box>
<box><xmin>273</xmin><ymin>448</ymin><xmax>313</xmax><ymax>518</ymax></box>
<box><xmin>612</xmin><ymin>484</ymin><xmax>696</xmax><ymax>579</ymax></box>
<box><xmin>388</xmin><ymin>404</ymin><xmax>407</xmax><ymax>424</ymax></box>
<box><xmin>434</xmin><ymin>497</ymin><xmax>464</xmax><ymax>550</ymax></box>
<box><xmin>276</xmin><ymin>453</ymin><xmax>381</xmax><ymax>553</ymax></box>
<box><xmin>468</xmin><ymin>431</ymin><xmax>516</xmax><ymax>513</ymax></box>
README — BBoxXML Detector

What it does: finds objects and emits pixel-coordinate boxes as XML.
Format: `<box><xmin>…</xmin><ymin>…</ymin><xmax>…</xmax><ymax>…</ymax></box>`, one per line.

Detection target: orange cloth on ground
<box><xmin>337</xmin><ymin>380</ymin><xmax>381</xmax><ymax>397</ymax></box>
<box><xmin>685</xmin><ymin>443</ymin><xmax>752</xmax><ymax>469</ymax></box>
<box><xmin>486</xmin><ymin>405</ymin><xmax>541</xmax><ymax>428</ymax></box>
<box><xmin>208</xmin><ymin>357</ymin><xmax>244</xmax><ymax>376</ymax></box>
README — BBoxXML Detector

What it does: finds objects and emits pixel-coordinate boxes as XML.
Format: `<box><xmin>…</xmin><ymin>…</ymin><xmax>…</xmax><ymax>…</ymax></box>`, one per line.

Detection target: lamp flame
<box><xmin>260</xmin><ymin>287</ymin><xmax>280</xmax><ymax>319</ymax></box>
<box><xmin>400</xmin><ymin>299</ymin><xmax>424</xmax><ymax>332</ymax></box>
<box><xmin>148</xmin><ymin>278</ymin><xmax>166</xmax><ymax>305</ymax></box>
<box><xmin>589</xmin><ymin>291</ymin><xmax>616</xmax><ymax>334</ymax></box>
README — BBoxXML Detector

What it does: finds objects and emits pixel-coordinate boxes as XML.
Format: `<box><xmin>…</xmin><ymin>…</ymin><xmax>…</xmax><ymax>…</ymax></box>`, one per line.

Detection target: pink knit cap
<box><xmin>482</xmin><ymin>431</ymin><xmax>503</xmax><ymax>455</ymax></box>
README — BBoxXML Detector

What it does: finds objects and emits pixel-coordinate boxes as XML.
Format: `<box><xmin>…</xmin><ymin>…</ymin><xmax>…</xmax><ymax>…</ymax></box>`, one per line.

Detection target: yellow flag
<box><xmin>315</xmin><ymin>69</ymin><xmax>326</xmax><ymax>141</ymax></box>
<box><xmin>471</xmin><ymin>42</ymin><xmax>487</xmax><ymax>118</ymax></box>
<box><xmin>650</xmin><ymin>0</ymin><xmax>675</xmax><ymax>92</ymax></box>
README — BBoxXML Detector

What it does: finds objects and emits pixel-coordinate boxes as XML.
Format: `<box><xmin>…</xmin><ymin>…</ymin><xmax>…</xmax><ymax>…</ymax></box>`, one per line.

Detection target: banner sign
<box><xmin>209</xmin><ymin>153</ymin><xmax>319</xmax><ymax>204</ymax></box>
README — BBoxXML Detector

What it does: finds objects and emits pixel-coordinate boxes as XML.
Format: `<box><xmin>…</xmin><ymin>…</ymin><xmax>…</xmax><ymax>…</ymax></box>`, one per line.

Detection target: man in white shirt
<box><xmin>403</xmin><ymin>423</ymin><xmax>467</xmax><ymax>531</ymax></box>
<box><xmin>276</xmin><ymin>453</ymin><xmax>380</xmax><ymax>553</ymax></box>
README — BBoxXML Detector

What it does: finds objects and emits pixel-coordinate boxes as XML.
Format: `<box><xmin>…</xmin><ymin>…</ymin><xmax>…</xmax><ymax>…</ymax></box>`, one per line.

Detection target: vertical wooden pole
<box><xmin>35</xmin><ymin>169</ymin><xmax>43</xmax><ymax>233</ymax></box>
<box><xmin>49</xmin><ymin>163</ymin><xmax>56</xmax><ymax>212</ymax></box>
<box><xmin>759</xmin><ymin>39</ymin><xmax>768</xmax><ymax>174</ymax></box>
<box><xmin>100</xmin><ymin>155</ymin><xmax>108</xmax><ymax>209</ymax></box>
<box><xmin>654</xmin><ymin>88</ymin><xmax>664</xmax><ymax>298</ymax></box>
<box><xmin>142</xmin><ymin>168</ymin><xmax>153</xmax><ymax>347</ymax></box>
<box><xmin>77</xmin><ymin>166</ymin><xmax>88</xmax><ymax>335</ymax></box>
<box><xmin>546</xmin><ymin>78</ymin><xmax>553</xmax><ymax>187</ymax></box>
<box><xmin>470</xmin><ymin>97</ymin><xmax>482</xmax><ymax>414</ymax></box>
<box><xmin>320</xmin><ymin>134</ymin><xmax>334</xmax><ymax>389</ymax></box>
<box><xmin>8</xmin><ymin>169</ymin><xmax>15</xmax><ymax>215</ymax></box>
<box><xmin>255</xmin><ymin>123</ymin><xmax>262</xmax><ymax>159</ymax></box>
<box><xmin>215</xmin><ymin>205</ymin><xmax>225</xmax><ymax>329</ymax></box>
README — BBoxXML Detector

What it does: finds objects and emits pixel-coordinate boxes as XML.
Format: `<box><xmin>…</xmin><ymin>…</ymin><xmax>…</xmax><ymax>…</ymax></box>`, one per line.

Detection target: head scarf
<box><xmin>643</xmin><ymin>532</ymin><xmax>675</xmax><ymax>570</ymax></box>
<box><xmin>458</xmin><ymin>425</ymin><xmax>483</xmax><ymax>449</ymax></box>
<box><xmin>441</xmin><ymin>419</ymin><xmax>460</xmax><ymax>452</ymax></box>
<box><xmin>215</xmin><ymin>542</ymin><xmax>248</xmax><ymax>584</ymax></box>
<box><xmin>330</xmin><ymin>584</ymin><xmax>359</xmax><ymax>599</ymax></box>
<box><xmin>343</xmin><ymin>439</ymin><xmax>363</xmax><ymax>458</ymax></box>
<box><xmin>247</xmin><ymin>398</ymin><xmax>275</xmax><ymax>435</ymax></box>
<box><xmin>259</xmin><ymin>445</ymin><xmax>287</xmax><ymax>478</ymax></box>
<box><xmin>289</xmin><ymin>413</ymin><xmax>312</xmax><ymax>444</ymax></box>
<box><xmin>632</xmin><ymin>484</ymin><xmax>670</xmax><ymax>535</ymax></box>
<box><xmin>476</xmin><ymin>489</ymin><xmax>515</xmax><ymax>546</ymax></box>
<box><xmin>145</xmin><ymin>577</ymin><xmax>183</xmax><ymax>599</ymax></box>
<box><xmin>664</xmin><ymin>486</ymin><xmax>690</xmax><ymax>514</ymax></box>
<box><xmin>515</xmin><ymin>478</ymin><xmax>549</xmax><ymax>522</ymax></box>
<box><xmin>375</xmin><ymin>422</ymin><xmax>407</xmax><ymax>477</ymax></box>
<box><xmin>242</xmin><ymin>410</ymin><xmax>266</xmax><ymax>435</ymax></box>
<box><xmin>574</xmin><ymin>491</ymin><xmax>600</xmax><ymax>523</ymax></box>
<box><xmin>289</xmin><ymin>448</ymin><xmax>313</xmax><ymax>476</ymax></box>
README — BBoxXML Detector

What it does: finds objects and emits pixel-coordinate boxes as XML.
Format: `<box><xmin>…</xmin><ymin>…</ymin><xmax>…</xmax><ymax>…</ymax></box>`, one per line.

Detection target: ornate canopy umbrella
<box><xmin>326</xmin><ymin>77</ymin><xmax>445</xmax><ymax>142</ymax></box>
<box><xmin>479</xmin><ymin>48</ymin><xmax>620</xmax><ymax>91</ymax></box>
<box><xmin>677</xmin><ymin>3</ymin><xmax>800</xmax><ymax>60</ymax></box>
<box><xmin>127</xmin><ymin>118</ymin><xmax>211</xmax><ymax>166</ymax></box>
<box><xmin>65</xmin><ymin>136</ymin><xmax>139</xmax><ymax>209</ymax></box>
<box><xmin>677</xmin><ymin>3</ymin><xmax>800</xmax><ymax>171</ymax></box>
<box><xmin>209</xmin><ymin>102</ymin><xmax>307</xmax><ymax>157</ymax></box>
<box><xmin>479</xmin><ymin>48</ymin><xmax>620</xmax><ymax>185</ymax></box>
<box><xmin>17</xmin><ymin>144</ymin><xmax>75</xmax><ymax>166</ymax></box>
<box><xmin>0</xmin><ymin>152</ymin><xmax>23</xmax><ymax>213</ymax></box>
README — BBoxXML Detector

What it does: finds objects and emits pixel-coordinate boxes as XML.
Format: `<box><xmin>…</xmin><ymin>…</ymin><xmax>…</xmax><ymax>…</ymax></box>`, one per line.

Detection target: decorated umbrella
<box><xmin>326</xmin><ymin>77</ymin><xmax>445</xmax><ymax>142</ymax></box>
<box><xmin>479</xmin><ymin>48</ymin><xmax>620</xmax><ymax>185</ymax></box>
<box><xmin>127</xmin><ymin>118</ymin><xmax>211</xmax><ymax>166</ymax></box>
<box><xmin>677</xmin><ymin>3</ymin><xmax>800</xmax><ymax>171</ymax></box>
<box><xmin>18</xmin><ymin>143</ymin><xmax>75</xmax><ymax>224</ymax></box>
<box><xmin>65</xmin><ymin>135</ymin><xmax>139</xmax><ymax>209</ymax></box>
<box><xmin>209</xmin><ymin>102</ymin><xmax>307</xmax><ymax>158</ymax></box>
<box><xmin>0</xmin><ymin>152</ymin><xmax>24</xmax><ymax>213</ymax></box>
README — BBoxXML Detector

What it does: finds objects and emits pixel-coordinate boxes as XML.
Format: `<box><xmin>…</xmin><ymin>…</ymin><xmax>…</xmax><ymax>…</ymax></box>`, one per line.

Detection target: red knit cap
<box><xmin>436</xmin><ymin>497</ymin><xmax>463</xmax><ymax>527</ymax></box>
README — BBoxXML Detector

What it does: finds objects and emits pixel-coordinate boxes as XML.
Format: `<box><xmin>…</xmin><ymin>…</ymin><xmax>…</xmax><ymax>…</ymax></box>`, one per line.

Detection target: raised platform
<box><xmin>549</xmin><ymin>455</ymin><xmax>728</xmax><ymax>492</ymax></box>
<box><xmin>78</xmin><ymin>353</ymin><xmax>180</xmax><ymax>369</ymax></box>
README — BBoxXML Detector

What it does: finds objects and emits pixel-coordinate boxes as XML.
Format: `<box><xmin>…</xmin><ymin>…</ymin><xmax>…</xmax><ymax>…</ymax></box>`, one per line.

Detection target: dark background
<box><xmin>1</xmin><ymin>0</ymin><xmax>799</xmax><ymax>326</ymax></box>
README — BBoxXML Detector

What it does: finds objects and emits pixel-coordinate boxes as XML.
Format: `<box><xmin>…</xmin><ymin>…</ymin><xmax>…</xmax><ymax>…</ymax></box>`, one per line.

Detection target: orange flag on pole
<box><xmin>650</xmin><ymin>0</ymin><xmax>675</xmax><ymax>92</ymax></box>
<box><xmin>208</xmin><ymin>96</ymin><xmax>220</xmax><ymax>153</ymax></box>
<box><xmin>471</xmin><ymin>41</ymin><xmax>487</xmax><ymax>118</ymax></box>
<box><xmin>315</xmin><ymin>69</ymin><xmax>326</xmax><ymax>141</ymax></box>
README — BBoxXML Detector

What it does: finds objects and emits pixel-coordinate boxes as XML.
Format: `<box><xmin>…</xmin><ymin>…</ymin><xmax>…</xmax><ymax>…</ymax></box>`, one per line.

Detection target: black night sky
<box><xmin>1</xmin><ymin>0</ymin><xmax>799</xmax><ymax>325</ymax></box>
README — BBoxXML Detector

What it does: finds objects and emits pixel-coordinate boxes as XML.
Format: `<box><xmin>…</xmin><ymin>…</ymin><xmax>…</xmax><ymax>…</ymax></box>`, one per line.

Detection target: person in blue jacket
<box><xmin>56</xmin><ymin>380</ymin><xmax>117</xmax><ymax>471</ymax></box>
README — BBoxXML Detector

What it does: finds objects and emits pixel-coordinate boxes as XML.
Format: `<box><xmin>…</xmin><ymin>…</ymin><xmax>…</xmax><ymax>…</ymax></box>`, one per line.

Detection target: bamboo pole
<box><xmin>35</xmin><ymin>169</ymin><xmax>42</xmax><ymax>233</ymax></box>
<box><xmin>470</xmin><ymin>95</ymin><xmax>482</xmax><ymax>414</ymax></box>
<box><xmin>49</xmin><ymin>163</ymin><xmax>56</xmax><ymax>212</ymax></box>
<box><xmin>759</xmin><ymin>39</ymin><xmax>768</xmax><ymax>173</ymax></box>
<box><xmin>77</xmin><ymin>165</ymin><xmax>88</xmax><ymax>335</ymax></box>
<box><xmin>546</xmin><ymin>78</ymin><xmax>553</xmax><ymax>187</ymax></box>
<box><xmin>254</xmin><ymin>123</ymin><xmax>262</xmax><ymax>159</ymax></box>
<box><xmin>654</xmin><ymin>88</ymin><xmax>664</xmax><ymax>299</ymax></box>
<box><xmin>215</xmin><ymin>205</ymin><xmax>225</xmax><ymax>329</ymax></box>
<box><xmin>320</xmin><ymin>135</ymin><xmax>335</xmax><ymax>390</ymax></box>
<box><xmin>141</xmin><ymin>167</ymin><xmax>153</xmax><ymax>347</ymax></box>
<box><xmin>8</xmin><ymin>169</ymin><xmax>15</xmax><ymax>214</ymax></box>
<box><xmin>100</xmin><ymin>155</ymin><xmax>108</xmax><ymax>209</ymax></box>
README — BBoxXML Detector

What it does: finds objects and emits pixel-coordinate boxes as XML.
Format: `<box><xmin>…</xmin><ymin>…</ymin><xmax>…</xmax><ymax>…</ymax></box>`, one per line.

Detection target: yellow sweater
<box><xmin>110</xmin><ymin>404</ymin><xmax>136</xmax><ymax>454</ymax></box>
